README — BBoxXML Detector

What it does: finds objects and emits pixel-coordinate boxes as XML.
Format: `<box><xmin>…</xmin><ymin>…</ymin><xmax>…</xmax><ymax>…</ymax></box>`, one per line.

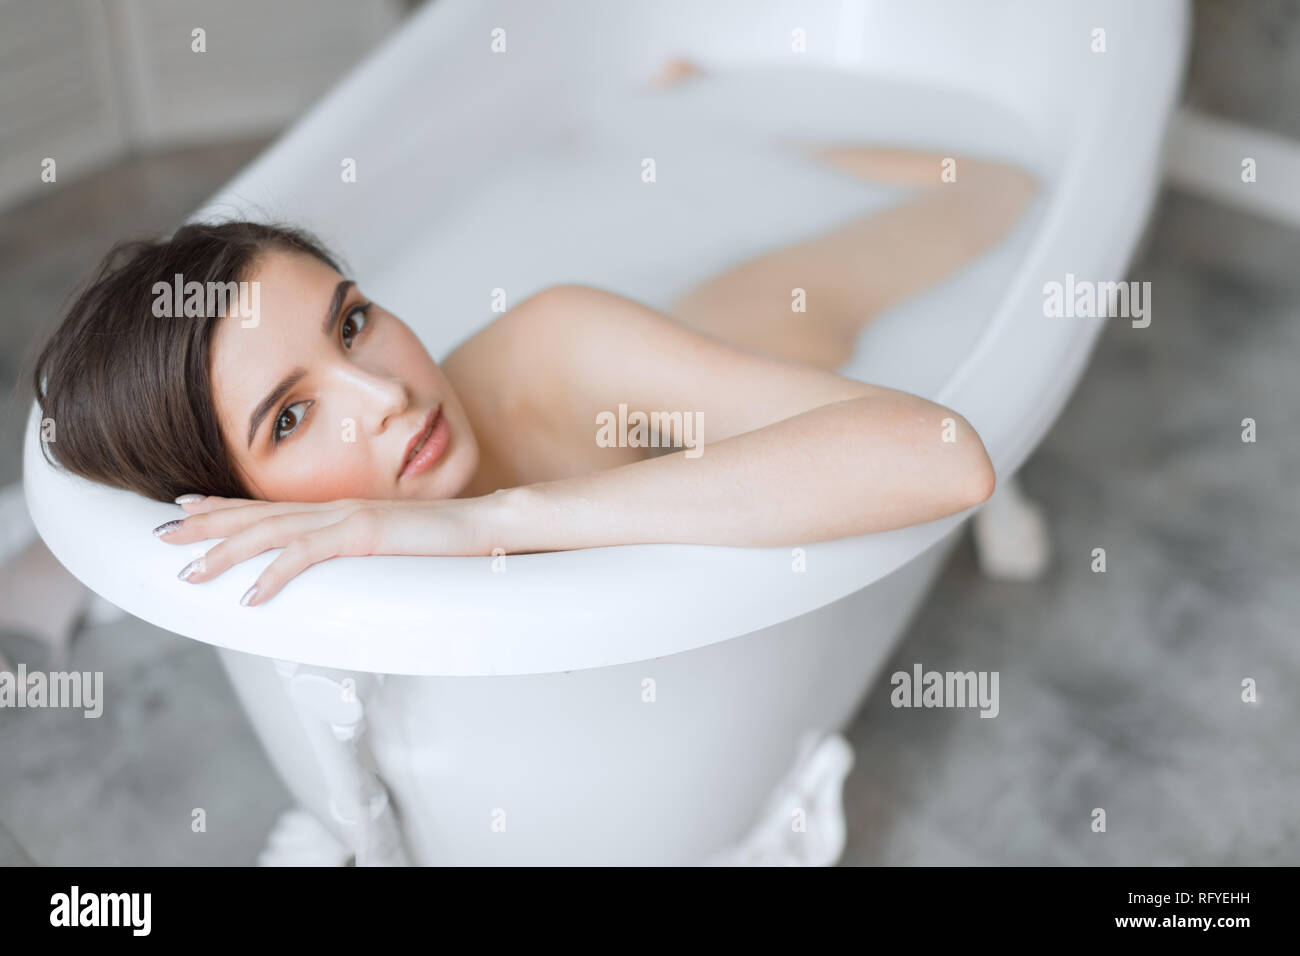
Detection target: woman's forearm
<box><xmin>485</xmin><ymin>393</ymin><xmax>995</xmax><ymax>554</ymax></box>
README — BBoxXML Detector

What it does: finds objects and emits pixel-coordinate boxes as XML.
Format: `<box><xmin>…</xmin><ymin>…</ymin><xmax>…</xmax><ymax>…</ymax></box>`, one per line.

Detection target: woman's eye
<box><xmin>273</xmin><ymin>400</ymin><xmax>311</xmax><ymax>444</ymax></box>
<box><xmin>341</xmin><ymin>304</ymin><xmax>371</xmax><ymax>348</ymax></box>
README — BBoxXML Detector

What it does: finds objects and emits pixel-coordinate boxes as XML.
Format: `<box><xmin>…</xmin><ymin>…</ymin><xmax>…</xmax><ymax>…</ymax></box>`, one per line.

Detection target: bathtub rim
<box><xmin>20</xmin><ymin>0</ymin><xmax>1191</xmax><ymax>677</ymax></box>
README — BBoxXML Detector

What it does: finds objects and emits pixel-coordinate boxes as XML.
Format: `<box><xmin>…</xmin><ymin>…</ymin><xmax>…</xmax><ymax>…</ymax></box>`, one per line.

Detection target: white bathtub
<box><xmin>23</xmin><ymin>0</ymin><xmax>1189</xmax><ymax>864</ymax></box>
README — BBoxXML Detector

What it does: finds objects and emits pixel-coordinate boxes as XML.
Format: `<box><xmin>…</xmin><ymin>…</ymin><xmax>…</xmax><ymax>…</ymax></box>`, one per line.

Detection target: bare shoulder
<box><xmin>439</xmin><ymin>285</ymin><xmax>591</xmax><ymax>415</ymax></box>
<box><xmin>444</xmin><ymin>284</ymin><xmax>694</xmax><ymax>429</ymax></box>
<box><xmin>439</xmin><ymin>285</ymin><xmax>656</xmax><ymax>486</ymax></box>
<box><xmin>442</xmin><ymin>283</ymin><xmax>880</xmax><ymax>485</ymax></box>
<box><xmin>440</xmin><ymin>283</ymin><xmax>675</xmax><ymax>409</ymax></box>
<box><xmin>473</xmin><ymin>283</ymin><xmax>879</xmax><ymax>441</ymax></box>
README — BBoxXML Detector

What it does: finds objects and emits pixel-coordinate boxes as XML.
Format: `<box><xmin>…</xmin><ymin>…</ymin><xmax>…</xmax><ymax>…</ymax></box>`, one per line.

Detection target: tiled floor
<box><xmin>1</xmin><ymin>144</ymin><xmax>1297</xmax><ymax>865</ymax></box>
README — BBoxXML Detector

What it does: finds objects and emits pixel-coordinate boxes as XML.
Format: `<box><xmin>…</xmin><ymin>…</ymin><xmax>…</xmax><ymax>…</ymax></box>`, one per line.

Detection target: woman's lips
<box><xmin>400</xmin><ymin>408</ymin><xmax>450</xmax><ymax>479</ymax></box>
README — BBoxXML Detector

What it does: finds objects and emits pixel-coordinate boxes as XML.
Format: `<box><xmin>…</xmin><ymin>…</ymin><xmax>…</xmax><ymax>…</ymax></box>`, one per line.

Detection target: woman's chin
<box><xmin>398</xmin><ymin>444</ymin><xmax>478</xmax><ymax>500</ymax></box>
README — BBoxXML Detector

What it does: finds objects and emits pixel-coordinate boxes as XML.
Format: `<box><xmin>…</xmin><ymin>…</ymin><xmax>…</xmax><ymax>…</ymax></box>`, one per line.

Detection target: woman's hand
<box><xmin>152</xmin><ymin>494</ymin><xmax>498</xmax><ymax>606</ymax></box>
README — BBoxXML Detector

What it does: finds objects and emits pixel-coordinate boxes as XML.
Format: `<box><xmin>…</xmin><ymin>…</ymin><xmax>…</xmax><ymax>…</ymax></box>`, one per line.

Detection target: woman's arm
<box><xmin>483</xmin><ymin>284</ymin><xmax>994</xmax><ymax>553</ymax></box>
<box><xmin>160</xmin><ymin>285</ymin><xmax>994</xmax><ymax>605</ymax></box>
<box><xmin>490</xmin><ymin>392</ymin><xmax>992</xmax><ymax>552</ymax></box>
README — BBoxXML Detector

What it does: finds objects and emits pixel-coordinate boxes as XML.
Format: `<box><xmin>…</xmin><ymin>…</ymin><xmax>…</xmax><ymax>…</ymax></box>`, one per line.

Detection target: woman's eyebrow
<box><xmin>245</xmin><ymin>278</ymin><xmax>356</xmax><ymax>449</ymax></box>
<box><xmin>321</xmin><ymin>279</ymin><xmax>356</xmax><ymax>336</ymax></box>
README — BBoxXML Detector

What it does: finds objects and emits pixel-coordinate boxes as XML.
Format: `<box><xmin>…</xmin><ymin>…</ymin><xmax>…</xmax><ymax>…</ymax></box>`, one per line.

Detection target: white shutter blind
<box><xmin>0</xmin><ymin>0</ymin><xmax>405</xmax><ymax>210</ymax></box>
<box><xmin>113</xmin><ymin>0</ymin><xmax>405</xmax><ymax>147</ymax></box>
<box><xmin>0</xmin><ymin>0</ymin><xmax>127</xmax><ymax>209</ymax></box>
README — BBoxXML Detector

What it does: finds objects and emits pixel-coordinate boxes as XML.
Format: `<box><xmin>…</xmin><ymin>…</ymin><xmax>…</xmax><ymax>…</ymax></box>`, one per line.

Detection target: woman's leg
<box><xmin>667</xmin><ymin>147</ymin><xmax>1039</xmax><ymax>368</ymax></box>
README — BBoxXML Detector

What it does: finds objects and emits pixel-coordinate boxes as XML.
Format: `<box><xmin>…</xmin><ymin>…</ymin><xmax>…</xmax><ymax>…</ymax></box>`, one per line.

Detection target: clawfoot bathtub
<box><xmin>24</xmin><ymin>0</ymin><xmax>1189</xmax><ymax>864</ymax></box>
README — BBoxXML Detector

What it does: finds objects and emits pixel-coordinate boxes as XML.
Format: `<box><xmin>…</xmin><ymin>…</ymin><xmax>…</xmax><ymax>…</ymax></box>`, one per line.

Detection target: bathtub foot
<box><xmin>257</xmin><ymin>806</ymin><xmax>353</xmax><ymax>867</ymax></box>
<box><xmin>274</xmin><ymin>661</ymin><xmax>411</xmax><ymax>867</ymax></box>
<box><xmin>701</xmin><ymin>731</ymin><xmax>855</xmax><ymax>867</ymax></box>
<box><xmin>971</xmin><ymin>473</ymin><xmax>1051</xmax><ymax>581</ymax></box>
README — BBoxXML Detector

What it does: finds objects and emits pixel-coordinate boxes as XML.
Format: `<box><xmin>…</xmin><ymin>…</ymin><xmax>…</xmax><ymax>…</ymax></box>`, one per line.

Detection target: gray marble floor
<box><xmin>0</xmin><ymin>140</ymin><xmax>293</xmax><ymax>866</ymax></box>
<box><xmin>841</xmin><ymin>187</ymin><xmax>1300</xmax><ymax>866</ymax></box>
<box><xmin>1</xmin><ymin>141</ymin><xmax>1297</xmax><ymax>865</ymax></box>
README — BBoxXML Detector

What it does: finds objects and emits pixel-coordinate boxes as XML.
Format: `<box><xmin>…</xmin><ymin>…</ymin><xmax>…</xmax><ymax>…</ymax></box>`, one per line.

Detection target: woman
<box><xmin>31</xmin><ymin>62</ymin><xmax>1038</xmax><ymax>608</ymax></box>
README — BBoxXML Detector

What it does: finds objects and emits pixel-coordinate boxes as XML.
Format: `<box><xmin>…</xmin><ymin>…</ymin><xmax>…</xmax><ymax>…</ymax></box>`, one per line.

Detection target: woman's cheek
<box><xmin>317</xmin><ymin>443</ymin><xmax>381</xmax><ymax>500</ymax></box>
<box><xmin>267</xmin><ymin>440</ymin><xmax>375</xmax><ymax>502</ymax></box>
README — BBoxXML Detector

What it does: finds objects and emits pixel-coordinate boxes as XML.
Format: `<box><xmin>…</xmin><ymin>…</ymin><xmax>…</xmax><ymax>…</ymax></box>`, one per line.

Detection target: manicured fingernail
<box><xmin>153</xmin><ymin>519</ymin><xmax>185</xmax><ymax>538</ymax></box>
<box><xmin>240</xmin><ymin>585</ymin><xmax>259</xmax><ymax>607</ymax></box>
<box><xmin>175</xmin><ymin>494</ymin><xmax>205</xmax><ymax>505</ymax></box>
<box><xmin>177</xmin><ymin>555</ymin><xmax>205</xmax><ymax>581</ymax></box>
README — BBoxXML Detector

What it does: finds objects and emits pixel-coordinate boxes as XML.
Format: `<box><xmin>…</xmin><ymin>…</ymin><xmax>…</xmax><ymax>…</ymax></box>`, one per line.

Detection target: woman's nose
<box><xmin>328</xmin><ymin>363</ymin><xmax>408</xmax><ymax>432</ymax></box>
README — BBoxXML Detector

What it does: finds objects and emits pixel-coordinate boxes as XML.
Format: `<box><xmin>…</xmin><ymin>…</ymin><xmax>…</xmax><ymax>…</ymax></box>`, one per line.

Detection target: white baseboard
<box><xmin>1164</xmin><ymin>106</ymin><xmax>1300</xmax><ymax>230</ymax></box>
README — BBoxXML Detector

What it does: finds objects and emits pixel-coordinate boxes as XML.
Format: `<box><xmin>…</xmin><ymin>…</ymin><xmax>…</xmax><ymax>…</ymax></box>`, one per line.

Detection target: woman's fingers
<box><xmin>238</xmin><ymin>512</ymin><xmax>379</xmax><ymax>606</ymax></box>
<box><xmin>172</xmin><ymin>509</ymin><xmax>362</xmax><ymax>584</ymax></box>
<box><xmin>161</xmin><ymin>500</ymin><xmax>473</xmax><ymax>606</ymax></box>
<box><xmin>156</xmin><ymin>501</ymin><xmax>281</xmax><ymax>543</ymax></box>
<box><xmin>175</xmin><ymin>495</ymin><xmax>252</xmax><ymax>514</ymax></box>
<box><xmin>157</xmin><ymin>498</ymin><xmax>362</xmax><ymax>543</ymax></box>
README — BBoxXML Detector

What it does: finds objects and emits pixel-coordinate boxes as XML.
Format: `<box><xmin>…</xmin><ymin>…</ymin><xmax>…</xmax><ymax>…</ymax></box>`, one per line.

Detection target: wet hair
<box><xmin>30</xmin><ymin>220</ymin><xmax>343</xmax><ymax>502</ymax></box>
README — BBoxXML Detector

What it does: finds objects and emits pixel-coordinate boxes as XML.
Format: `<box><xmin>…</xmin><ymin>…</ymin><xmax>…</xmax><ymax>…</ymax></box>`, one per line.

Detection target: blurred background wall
<box><xmin>0</xmin><ymin>0</ymin><xmax>415</xmax><ymax>209</ymax></box>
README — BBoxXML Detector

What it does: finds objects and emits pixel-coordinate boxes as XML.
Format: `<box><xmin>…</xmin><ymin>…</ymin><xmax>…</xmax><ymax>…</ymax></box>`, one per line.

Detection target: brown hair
<box><xmin>30</xmin><ymin>220</ymin><xmax>343</xmax><ymax>502</ymax></box>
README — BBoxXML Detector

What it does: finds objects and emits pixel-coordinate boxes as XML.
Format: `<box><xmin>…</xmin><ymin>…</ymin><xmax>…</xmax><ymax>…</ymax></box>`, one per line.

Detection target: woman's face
<box><xmin>211</xmin><ymin>249</ymin><xmax>479</xmax><ymax>501</ymax></box>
